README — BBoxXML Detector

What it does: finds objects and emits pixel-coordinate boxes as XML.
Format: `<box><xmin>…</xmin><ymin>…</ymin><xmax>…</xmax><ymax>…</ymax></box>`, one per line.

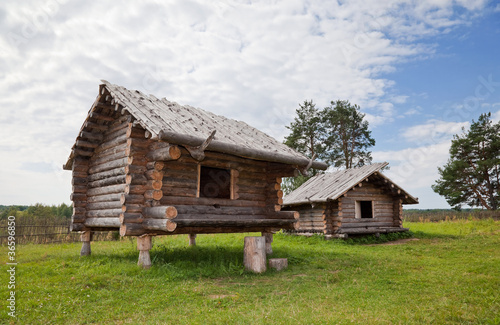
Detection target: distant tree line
<box><xmin>0</xmin><ymin>203</ymin><xmax>73</xmax><ymax>220</ymax></box>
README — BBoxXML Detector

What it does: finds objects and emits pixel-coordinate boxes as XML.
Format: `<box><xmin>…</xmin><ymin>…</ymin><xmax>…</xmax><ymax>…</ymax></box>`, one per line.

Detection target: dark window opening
<box><xmin>359</xmin><ymin>201</ymin><xmax>373</xmax><ymax>218</ymax></box>
<box><xmin>199</xmin><ymin>166</ymin><xmax>231</xmax><ymax>199</ymax></box>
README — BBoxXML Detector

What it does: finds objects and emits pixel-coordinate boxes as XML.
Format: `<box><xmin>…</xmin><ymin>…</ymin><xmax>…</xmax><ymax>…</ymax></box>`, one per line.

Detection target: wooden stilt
<box><xmin>243</xmin><ymin>236</ymin><xmax>266</xmax><ymax>273</ymax></box>
<box><xmin>137</xmin><ymin>235</ymin><xmax>152</xmax><ymax>269</ymax></box>
<box><xmin>262</xmin><ymin>232</ymin><xmax>273</xmax><ymax>255</ymax></box>
<box><xmin>80</xmin><ymin>231</ymin><xmax>92</xmax><ymax>256</ymax></box>
<box><xmin>188</xmin><ymin>234</ymin><xmax>197</xmax><ymax>246</ymax></box>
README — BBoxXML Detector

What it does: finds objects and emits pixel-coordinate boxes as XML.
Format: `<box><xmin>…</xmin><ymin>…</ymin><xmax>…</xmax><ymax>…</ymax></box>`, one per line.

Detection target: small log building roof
<box><xmin>64</xmin><ymin>81</ymin><xmax>327</xmax><ymax>170</ymax></box>
<box><xmin>283</xmin><ymin>162</ymin><xmax>419</xmax><ymax>206</ymax></box>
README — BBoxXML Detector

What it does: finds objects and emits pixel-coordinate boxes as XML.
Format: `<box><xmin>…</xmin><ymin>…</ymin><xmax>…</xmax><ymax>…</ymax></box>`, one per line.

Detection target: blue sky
<box><xmin>0</xmin><ymin>0</ymin><xmax>499</xmax><ymax>209</ymax></box>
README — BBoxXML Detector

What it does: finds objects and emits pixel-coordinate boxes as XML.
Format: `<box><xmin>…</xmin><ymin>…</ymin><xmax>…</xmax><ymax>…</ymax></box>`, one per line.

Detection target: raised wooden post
<box><xmin>262</xmin><ymin>232</ymin><xmax>273</xmax><ymax>255</ymax></box>
<box><xmin>80</xmin><ymin>231</ymin><xmax>92</xmax><ymax>256</ymax></box>
<box><xmin>137</xmin><ymin>235</ymin><xmax>152</xmax><ymax>269</ymax></box>
<box><xmin>188</xmin><ymin>234</ymin><xmax>197</xmax><ymax>246</ymax></box>
<box><xmin>243</xmin><ymin>236</ymin><xmax>266</xmax><ymax>273</ymax></box>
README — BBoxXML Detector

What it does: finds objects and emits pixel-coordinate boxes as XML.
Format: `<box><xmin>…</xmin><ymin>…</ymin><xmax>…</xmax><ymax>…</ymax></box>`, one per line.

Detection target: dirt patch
<box><xmin>366</xmin><ymin>238</ymin><xmax>419</xmax><ymax>246</ymax></box>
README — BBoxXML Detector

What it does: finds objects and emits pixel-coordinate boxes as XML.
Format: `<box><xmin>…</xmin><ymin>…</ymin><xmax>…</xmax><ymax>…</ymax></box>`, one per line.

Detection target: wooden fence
<box><xmin>0</xmin><ymin>216</ymin><xmax>119</xmax><ymax>245</ymax></box>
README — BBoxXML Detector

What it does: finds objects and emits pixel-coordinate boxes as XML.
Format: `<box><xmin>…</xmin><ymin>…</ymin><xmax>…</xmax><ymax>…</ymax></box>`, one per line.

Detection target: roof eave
<box><xmin>159</xmin><ymin>130</ymin><xmax>328</xmax><ymax>169</ymax></box>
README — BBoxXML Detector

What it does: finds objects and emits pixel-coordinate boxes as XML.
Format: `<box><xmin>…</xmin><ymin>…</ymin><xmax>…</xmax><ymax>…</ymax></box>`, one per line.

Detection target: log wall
<box><xmin>288</xmin><ymin>204</ymin><xmax>326</xmax><ymax>233</ymax></box>
<box><xmin>338</xmin><ymin>182</ymin><xmax>397</xmax><ymax>230</ymax></box>
<box><xmin>85</xmin><ymin>116</ymin><xmax>131</xmax><ymax>226</ymax></box>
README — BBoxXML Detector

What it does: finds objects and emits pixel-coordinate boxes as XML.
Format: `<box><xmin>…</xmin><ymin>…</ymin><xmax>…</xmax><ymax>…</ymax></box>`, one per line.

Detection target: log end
<box><xmin>169</xmin><ymin>145</ymin><xmax>181</xmax><ymax>160</ymax></box>
<box><xmin>166</xmin><ymin>206</ymin><xmax>178</xmax><ymax>219</ymax></box>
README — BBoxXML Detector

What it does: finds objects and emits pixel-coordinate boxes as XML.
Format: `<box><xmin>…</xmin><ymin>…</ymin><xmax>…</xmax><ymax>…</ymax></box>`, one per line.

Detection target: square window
<box><xmin>355</xmin><ymin>201</ymin><xmax>373</xmax><ymax>218</ymax></box>
<box><xmin>198</xmin><ymin>166</ymin><xmax>231</xmax><ymax>199</ymax></box>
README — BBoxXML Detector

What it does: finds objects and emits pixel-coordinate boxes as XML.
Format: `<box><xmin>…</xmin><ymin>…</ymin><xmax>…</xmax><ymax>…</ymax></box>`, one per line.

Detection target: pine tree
<box><xmin>432</xmin><ymin>113</ymin><xmax>500</xmax><ymax>210</ymax></box>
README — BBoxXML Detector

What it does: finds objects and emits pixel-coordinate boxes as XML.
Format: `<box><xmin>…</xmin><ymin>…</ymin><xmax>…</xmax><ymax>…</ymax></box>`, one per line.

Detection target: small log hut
<box><xmin>63</xmin><ymin>80</ymin><xmax>327</xmax><ymax>267</ymax></box>
<box><xmin>282</xmin><ymin>163</ymin><xmax>418</xmax><ymax>238</ymax></box>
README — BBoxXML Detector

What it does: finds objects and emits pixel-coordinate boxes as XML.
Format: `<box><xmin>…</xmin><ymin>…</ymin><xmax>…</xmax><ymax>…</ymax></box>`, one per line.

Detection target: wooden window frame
<box><xmin>196</xmin><ymin>165</ymin><xmax>235</xmax><ymax>200</ymax></box>
<box><xmin>355</xmin><ymin>200</ymin><xmax>374</xmax><ymax>219</ymax></box>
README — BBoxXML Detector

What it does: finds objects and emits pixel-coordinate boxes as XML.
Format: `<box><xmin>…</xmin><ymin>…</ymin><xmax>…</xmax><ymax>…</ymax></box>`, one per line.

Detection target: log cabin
<box><xmin>63</xmin><ymin>80</ymin><xmax>327</xmax><ymax>267</ymax></box>
<box><xmin>282</xmin><ymin>162</ymin><xmax>418</xmax><ymax>238</ymax></box>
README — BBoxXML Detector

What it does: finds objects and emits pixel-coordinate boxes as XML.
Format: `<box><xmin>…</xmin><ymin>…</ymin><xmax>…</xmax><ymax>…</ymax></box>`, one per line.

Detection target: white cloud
<box><xmin>402</xmin><ymin>119</ymin><xmax>469</xmax><ymax>144</ymax></box>
<box><xmin>0</xmin><ymin>0</ymin><xmax>489</xmax><ymax>204</ymax></box>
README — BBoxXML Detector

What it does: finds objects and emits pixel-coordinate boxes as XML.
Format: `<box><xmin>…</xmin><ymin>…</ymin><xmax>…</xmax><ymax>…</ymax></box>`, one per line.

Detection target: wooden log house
<box><xmin>282</xmin><ymin>163</ymin><xmax>418</xmax><ymax>238</ymax></box>
<box><xmin>63</xmin><ymin>80</ymin><xmax>327</xmax><ymax>267</ymax></box>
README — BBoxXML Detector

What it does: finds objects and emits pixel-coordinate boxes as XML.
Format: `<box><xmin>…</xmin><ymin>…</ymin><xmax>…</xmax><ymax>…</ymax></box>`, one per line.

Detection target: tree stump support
<box><xmin>262</xmin><ymin>232</ymin><xmax>273</xmax><ymax>255</ymax></box>
<box><xmin>80</xmin><ymin>231</ymin><xmax>92</xmax><ymax>256</ymax></box>
<box><xmin>269</xmin><ymin>258</ymin><xmax>288</xmax><ymax>271</ymax></box>
<box><xmin>243</xmin><ymin>236</ymin><xmax>266</xmax><ymax>273</ymax></box>
<box><xmin>137</xmin><ymin>235</ymin><xmax>152</xmax><ymax>269</ymax></box>
<box><xmin>188</xmin><ymin>234</ymin><xmax>197</xmax><ymax>246</ymax></box>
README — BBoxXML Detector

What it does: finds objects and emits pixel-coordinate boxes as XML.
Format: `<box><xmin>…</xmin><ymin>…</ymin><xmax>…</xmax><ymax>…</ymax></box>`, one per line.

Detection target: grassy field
<box><xmin>1</xmin><ymin>219</ymin><xmax>499</xmax><ymax>324</ymax></box>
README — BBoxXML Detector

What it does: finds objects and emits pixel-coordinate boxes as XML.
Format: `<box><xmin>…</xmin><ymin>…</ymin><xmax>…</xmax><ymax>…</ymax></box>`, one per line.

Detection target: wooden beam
<box><xmin>158</xmin><ymin>130</ymin><xmax>328</xmax><ymax>170</ymax></box>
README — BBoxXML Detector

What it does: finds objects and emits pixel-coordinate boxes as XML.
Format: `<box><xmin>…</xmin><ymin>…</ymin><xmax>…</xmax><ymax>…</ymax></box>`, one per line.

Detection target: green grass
<box><xmin>1</xmin><ymin>219</ymin><xmax>499</xmax><ymax>324</ymax></box>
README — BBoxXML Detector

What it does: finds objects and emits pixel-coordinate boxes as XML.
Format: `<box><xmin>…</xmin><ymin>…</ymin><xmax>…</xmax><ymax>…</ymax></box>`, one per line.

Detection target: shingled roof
<box><xmin>64</xmin><ymin>81</ymin><xmax>328</xmax><ymax>170</ymax></box>
<box><xmin>283</xmin><ymin>162</ymin><xmax>418</xmax><ymax>206</ymax></box>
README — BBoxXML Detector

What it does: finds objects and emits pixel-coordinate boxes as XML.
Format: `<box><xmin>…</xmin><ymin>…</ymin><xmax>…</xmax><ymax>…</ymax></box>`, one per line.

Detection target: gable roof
<box><xmin>283</xmin><ymin>162</ymin><xmax>419</xmax><ymax>206</ymax></box>
<box><xmin>64</xmin><ymin>81</ymin><xmax>328</xmax><ymax>170</ymax></box>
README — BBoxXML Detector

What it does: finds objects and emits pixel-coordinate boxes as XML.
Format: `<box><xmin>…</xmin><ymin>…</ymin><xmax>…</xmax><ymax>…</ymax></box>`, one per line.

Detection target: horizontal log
<box><xmin>76</xmin><ymin>139</ymin><xmax>99</xmax><ymax>149</ymax></box>
<box><xmin>90</xmin><ymin>150</ymin><xmax>126</xmax><ymax>166</ymax></box>
<box><xmin>84</xmin><ymin>217</ymin><xmax>121</xmax><ymax>228</ymax></box>
<box><xmin>94</xmin><ymin>142</ymin><xmax>127</xmax><ymax>160</ymax></box>
<box><xmin>124</xmin><ymin>184</ymin><xmax>146</xmax><ymax>195</ymax></box>
<box><xmin>175</xmin><ymin>218</ymin><xmax>296</xmax><ymax>229</ymax></box>
<box><xmin>147</xmin><ymin>161</ymin><xmax>165</xmax><ymax>171</ymax></box>
<box><xmin>144</xmin><ymin>190</ymin><xmax>163</xmax><ymax>201</ymax></box>
<box><xmin>94</xmin><ymin>134</ymin><xmax>128</xmax><ymax>154</ymax></box>
<box><xmin>127</xmin><ymin>156</ymin><xmax>148</xmax><ymax>166</ymax></box>
<box><xmin>159</xmin><ymin>131</ymin><xmax>328</xmax><ymax>170</ymax></box>
<box><xmin>119</xmin><ymin>213</ymin><xmax>143</xmax><ymax>224</ymax></box>
<box><xmin>120</xmin><ymin>194</ymin><xmax>145</xmax><ymax>205</ymax></box>
<box><xmin>161</xmin><ymin>186</ymin><xmax>197</xmax><ymax>198</ymax></box>
<box><xmin>143</xmin><ymin>206</ymin><xmax>178</xmax><ymax>219</ymax></box>
<box><xmin>160</xmin><ymin>196</ymin><xmax>265</xmax><ymax>207</ymax></box>
<box><xmin>86</xmin><ymin>209</ymin><xmax>122</xmax><ymax>218</ymax></box>
<box><xmin>87</xmin><ymin>184</ymin><xmax>126</xmax><ymax>196</ymax></box>
<box><xmin>87</xmin><ymin>167</ymin><xmax>126</xmax><ymax>182</ymax></box>
<box><xmin>71</xmin><ymin>214</ymin><xmax>86</xmax><ymax>223</ymax></box>
<box><xmin>145</xmin><ymin>169</ymin><xmax>164</xmax><ymax>180</ymax></box>
<box><xmin>70</xmin><ymin>223</ymin><xmax>87</xmax><ymax>232</ymax></box>
<box><xmin>89</xmin><ymin>111</ymin><xmax>115</xmax><ymax>122</ymax></box>
<box><xmin>87</xmin><ymin>193</ymin><xmax>121</xmax><ymax>203</ymax></box>
<box><xmin>88</xmin><ymin>158</ymin><xmax>128</xmax><ymax>174</ymax></box>
<box><xmin>122</xmin><ymin>204</ymin><xmax>143</xmax><ymax>213</ymax></box>
<box><xmin>143</xmin><ymin>219</ymin><xmax>177</xmax><ymax>232</ymax></box>
<box><xmin>73</xmin><ymin>148</ymin><xmax>93</xmax><ymax>157</ymax></box>
<box><xmin>339</xmin><ymin>227</ymin><xmax>408</xmax><ymax>234</ymax></box>
<box><xmin>126</xmin><ymin>174</ymin><xmax>148</xmax><ymax>186</ymax></box>
<box><xmin>146</xmin><ymin>145</ymin><xmax>181</xmax><ymax>161</ymax></box>
<box><xmin>341</xmin><ymin>221</ymin><xmax>395</xmax><ymax>228</ymax></box>
<box><xmin>71</xmin><ymin>188</ymin><xmax>86</xmax><ymax>197</ymax></box>
<box><xmin>148</xmin><ymin>180</ymin><xmax>163</xmax><ymax>190</ymax></box>
<box><xmin>125</xmin><ymin>164</ymin><xmax>147</xmax><ymax>175</ymax></box>
<box><xmin>79</xmin><ymin>130</ymin><xmax>104</xmax><ymax>142</ymax></box>
<box><xmin>87</xmin><ymin>201</ymin><xmax>123</xmax><ymax>211</ymax></box>
<box><xmin>84</xmin><ymin>121</ymin><xmax>108</xmax><ymax>131</ymax></box>
<box><xmin>70</xmin><ymin>193</ymin><xmax>87</xmax><ymax>202</ymax></box>
<box><xmin>88</xmin><ymin>175</ymin><xmax>126</xmax><ymax>188</ymax></box>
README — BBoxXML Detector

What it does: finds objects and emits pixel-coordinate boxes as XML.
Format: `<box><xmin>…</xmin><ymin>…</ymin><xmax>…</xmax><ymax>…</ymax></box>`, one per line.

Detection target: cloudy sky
<box><xmin>1</xmin><ymin>0</ymin><xmax>499</xmax><ymax>209</ymax></box>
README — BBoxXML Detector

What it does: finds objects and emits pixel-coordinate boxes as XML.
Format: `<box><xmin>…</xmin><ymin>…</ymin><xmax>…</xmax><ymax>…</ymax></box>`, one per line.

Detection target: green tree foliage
<box><xmin>432</xmin><ymin>113</ymin><xmax>500</xmax><ymax>210</ymax></box>
<box><xmin>283</xmin><ymin>100</ymin><xmax>325</xmax><ymax>193</ymax></box>
<box><xmin>283</xmin><ymin>99</ymin><xmax>375</xmax><ymax>193</ymax></box>
<box><xmin>322</xmin><ymin>100</ymin><xmax>375</xmax><ymax>169</ymax></box>
<box><xmin>0</xmin><ymin>203</ymin><xmax>73</xmax><ymax>220</ymax></box>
